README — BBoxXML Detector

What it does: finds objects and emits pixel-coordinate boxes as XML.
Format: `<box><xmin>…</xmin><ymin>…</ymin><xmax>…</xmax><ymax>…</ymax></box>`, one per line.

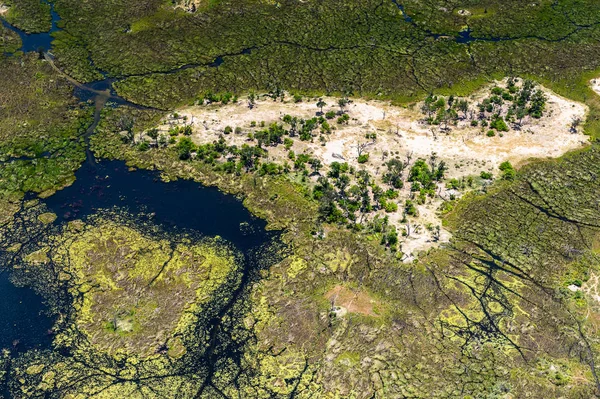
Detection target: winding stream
<box><xmin>1</xmin><ymin>4</ymin><xmax>281</xmax><ymax>394</ymax></box>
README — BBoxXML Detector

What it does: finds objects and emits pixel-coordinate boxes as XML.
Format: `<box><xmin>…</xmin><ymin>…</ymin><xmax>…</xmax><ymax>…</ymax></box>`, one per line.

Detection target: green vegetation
<box><xmin>3</xmin><ymin>0</ymin><xmax>51</xmax><ymax>33</ymax></box>
<box><xmin>3</xmin><ymin>0</ymin><xmax>600</xmax><ymax>397</ymax></box>
<box><xmin>41</xmin><ymin>215</ymin><xmax>236</xmax><ymax>356</ymax></box>
<box><xmin>421</xmin><ymin>78</ymin><xmax>548</xmax><ymax>135</ymax></box>
<box><xmin>0</xmin><ymin>54</ymin><xmax>92</xmax><ymax>223</ymax></box>
<box><xmin>7</xmin><ymin>0</ymin><xmax>578</xmax><ymax>106</ymax></box>
<box><xmin>0</xmin><ymin>23</ymin><xmax>21</xmax><ymax>53</ymax></box>
<box><xmin>499</xmin><ymin>160</ymin><xmax>516</xmax><ymax>180</ymax></box>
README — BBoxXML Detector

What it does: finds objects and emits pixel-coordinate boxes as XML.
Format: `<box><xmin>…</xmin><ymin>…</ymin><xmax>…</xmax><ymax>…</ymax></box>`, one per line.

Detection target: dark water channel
<box><xmin>0</xmin><ymin>0</ymin><xmax>59</xmax><ymax>53</ymax></box>
<box><xmin>0</xmin><ymin>1</ymin><xmax>277</xmax><ymax>381</ymax></box>
<box><xmin>0</xmin><ymin>272</ymin><xmax>54</xmax><ymax>352</ymax></box>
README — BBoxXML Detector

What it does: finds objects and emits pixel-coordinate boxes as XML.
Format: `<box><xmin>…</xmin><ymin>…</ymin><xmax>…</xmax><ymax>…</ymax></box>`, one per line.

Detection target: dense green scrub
<box><xmin>3</xmin><ymin>0</ymin><xmax>52</xmax><ymax>33</ymax></box>
<box><xmin>39</xmin><ymin>0</ymin><xmax>600</xmax><ymax>109</ymax></box>
<box><xmin>0</xmin><ymin>54</ymin><xmax>92</xmax><ymax>224</ymax></box>
<box><xmin>0</xmin><ymin>23</ymin><xmax>20</xmax><ymax>53</ymax></box>
<box><xmin>2</xmin><ymin>0</ymin><xmax>600</xmax><ymax>396</ymax></box>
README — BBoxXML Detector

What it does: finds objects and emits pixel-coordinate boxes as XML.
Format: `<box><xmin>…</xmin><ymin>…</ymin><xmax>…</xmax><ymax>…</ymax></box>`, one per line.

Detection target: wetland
<box><xmin>3</xmin><ymin>0</ymin><xmax>600</xmax><ymax>397</ymax></box>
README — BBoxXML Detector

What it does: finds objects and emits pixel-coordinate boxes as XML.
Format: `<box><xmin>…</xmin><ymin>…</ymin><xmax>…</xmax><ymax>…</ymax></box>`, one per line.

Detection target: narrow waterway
<box><xmin>0</xmin><ymin>0</ymin><xmax>59</xmax><ymax>53</ymax></box>
<box><xmin>1</xmin><ymin>3</ymin><xmax>281</xmax><ymax>392</ymax></box>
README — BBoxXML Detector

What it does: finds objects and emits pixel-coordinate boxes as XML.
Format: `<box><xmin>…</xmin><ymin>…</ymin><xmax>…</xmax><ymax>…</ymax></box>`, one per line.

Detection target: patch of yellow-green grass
<box><xmin>37</xmin><ymin>212</ymin><xmax>57</xmax><ymax>224</ymax></box>
<box><xmin>129</xmin><ymin>8</ymin><xmax>187</xmax><ymax>34</ymax></box>
<box><xmin>27</xmin><ymin>214</ymin><xmax>239</xmax><ymax>358</ymax></box>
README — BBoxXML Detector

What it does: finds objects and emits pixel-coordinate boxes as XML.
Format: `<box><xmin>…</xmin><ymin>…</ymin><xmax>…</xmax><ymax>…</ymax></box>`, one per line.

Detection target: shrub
<box><xmin>499</xmin><ymin>161</ymin><xmax>516</xmax><ymax>180</ymax></box>
<box><xmin>490</xmin><ymin>116</ymin><xmax>509</xmax><ymax>132</ymax></box>
<box><xmin>137</xmin><ymin>141</ymin><xmax>150</xmax><ymax>151</ymax></box>
<box><xmin>405</xmin><ymin>200</ymin><xmax>418</xmax><ymax>216</ymax></box>
<box><xmin>284</xmin><ymin>137</ymin><xmax>294</xmax><ymax>150</ymax></box>
<box><xmin>487</xmin><ymin>130</ymin><xmax>496</xmax><ymax>137</ymax></box>
<box><xmin>357</xmin><ymin>154</ymin><xmax>369</xmax><ymax>163</ymax></box>
<box><xmin>385</xmin><ymin>189</ymin><xmax>398</xmax><ymax>199</ymax></box>
<box><xmin>383</xmin><ymin>201</ymin><xmax>398</xmax><ymax>213</ymax></box>
<box><xmin>337</xmin><ymin>114</ymin><xmax>350</xmax><ymax>124</ymax></box>
<box><xmin>480</xmin><ymin>171</ymin><xmax>493</xmax><ymax>180</ymax></box>
<box><xmin>447</xmin><ymin>178</ymin><xmax>462</xmax><ymax>190</ymax></box>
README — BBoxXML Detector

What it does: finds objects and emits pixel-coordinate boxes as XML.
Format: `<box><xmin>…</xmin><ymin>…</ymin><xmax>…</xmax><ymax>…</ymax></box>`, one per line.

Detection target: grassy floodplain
<box><xmin>2</xmin><ymin>0</ymin><xmax>600</xmax><ymax>397</ymax></box>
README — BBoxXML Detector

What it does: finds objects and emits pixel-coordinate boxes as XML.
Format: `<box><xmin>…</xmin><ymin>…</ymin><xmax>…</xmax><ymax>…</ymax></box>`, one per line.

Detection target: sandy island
<box><xmin>151</xmin><ymin>79</ymin><xmax>588</xmax><ymax>261</ymax></box>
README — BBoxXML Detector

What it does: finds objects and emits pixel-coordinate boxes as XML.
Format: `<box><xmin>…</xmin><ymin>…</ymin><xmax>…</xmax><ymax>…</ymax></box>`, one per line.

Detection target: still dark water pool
<box><xmin>0</xmin><ymin>272</ymin><xmax>53</xmax><ymax>352</ymax></box>
<box><xmin>44</xmin><ymin>160</ymin><xmax>273</xmax><ymax>252</ymax></box>
<box><xmin>0</xmin><ymin>160</ymin><xmax>275</xmax><ymax>362</ymax></box>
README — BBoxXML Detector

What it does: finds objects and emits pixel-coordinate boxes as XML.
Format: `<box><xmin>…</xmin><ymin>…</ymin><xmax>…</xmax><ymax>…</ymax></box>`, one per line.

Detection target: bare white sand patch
<box><xmin>591</xmin><ymin>78</ymin><xmax>600</xmax><ymax>98</ymax></box>
<box><xmin>0</xmin><ymin>4</ymin><xmax>9</xmax><ymax>15</ymax></box>
<box><xmin>582</xmin><ymin>273</ymin><xmax>600</xmax><ymax>317</ymax></box>
<box><xmin>321</xmin><ymin>139</ymin><xmax>349</xmax><ymax>164</ymax></box>
<box><xmin>153</xmin><ymin>80</ymin><xmax>588</xmax><ymax>261</ymax></box>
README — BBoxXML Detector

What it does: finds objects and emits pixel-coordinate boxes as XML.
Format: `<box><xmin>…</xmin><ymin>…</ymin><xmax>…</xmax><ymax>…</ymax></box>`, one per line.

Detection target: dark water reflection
<box><xmin>0</xmin><ymin>272</ymin><xmax>53</xmax><ymax>353</ymax></box>
<box><xmin>0</xmin><ymin>0</ymin><xmax>59</xmax><ymax>53</ymax></box>
<box><xmin>43</xmin><ymin>160</ymin><xmax>273</xmax><ymax>252</ymax></box>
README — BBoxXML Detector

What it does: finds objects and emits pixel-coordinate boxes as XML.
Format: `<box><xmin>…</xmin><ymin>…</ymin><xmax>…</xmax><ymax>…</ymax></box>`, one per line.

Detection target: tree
<box><xmin>432</xmin><ymin>225</ymin><xmax>441</xmax><ymax>242</ymax></box>
<box><xmin>457</xmin><ymin>99</ymin><xmax>469</xmax><ymax>119</ymax></box>
<box><xmin>441</xmin><ymin>108</ymin><xmax>458</xmax><ymax>130</ymax></box>
<box><xmin>158</xmin><ymin>134</ymin><xmax>168</xmax><ymax>147</ymax></box>
<box><xmin>248</xmin><ymin>92</ymin><xmax>256</xmax><ymax>109</ymax></box>
<box><xmin>338</xmin><ymin>98</ymin><xmax>349</xmax><ymax>113</ymax></box>
<box><xmin>528</xmin><ymin>89</ymin><xmax>547</xmax><ymax>118</ymax></box>
<box><xmin>334</xmin><ymin>174</ymin><xmax>350</xmax><ymax>193</ymax></box>
<box><xmin>516</xmin><ymin>106</ymin><xmax>527</xmax><ymax>128</ymax></box>
<box><xmin>570</xmin><ymin>116</ymin><xmax>582</xmax><ymax>133</ymax></box>
<box><xmin>313</xmin><ymin>177</ymin><xmax>345</xmax><ymax>223</ymax></box>
<box><xmin>383</xmin><ymin>158</ymin><xmax>406</xmax><ymax>189</ymax></box>
<box><xmin>448</xmin><ymin>94</ymin><xmax>455</xmax><ymax>108</ymax></box>
<box><xmin>239</xmin><ymin>144</ymin><xmax>263</xmax><ymax>171</ymax></box>
<box><xmin>355</xmin><ymin>141</ymin><xmax>370</xmax><ymax>157</ymax></box>
<box><xmin>421</xmin><ymin>95</ymin><xmax>437</xmax><ymax>120</ymax></box>
<box><xmin>146</xmin><ymin>128</ymin><xmax>159</xmax><ymax>146</ymax></box>
<box><xmin>308</xmin><ymin>158</ymin><xmax>322</xmax><ymax>174</ymax></box>
<box><xmin>409</xmin><ymin>159</ymin><xmax>432</xmax><ymax>188</ymax></box>
<box><xmin>176</xmin><ymin>137</ymin><xmax>195</xmax><ymax>160</ymax></box>
<box><xmin>316</xmin><ymin>98</ymin><xmax>326</xmax><ymax>114</ymax></box>
<box><xmin>328</xmin><ymin>161</ymin><xmax>349</xmax><ymax>178</ymax></box>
